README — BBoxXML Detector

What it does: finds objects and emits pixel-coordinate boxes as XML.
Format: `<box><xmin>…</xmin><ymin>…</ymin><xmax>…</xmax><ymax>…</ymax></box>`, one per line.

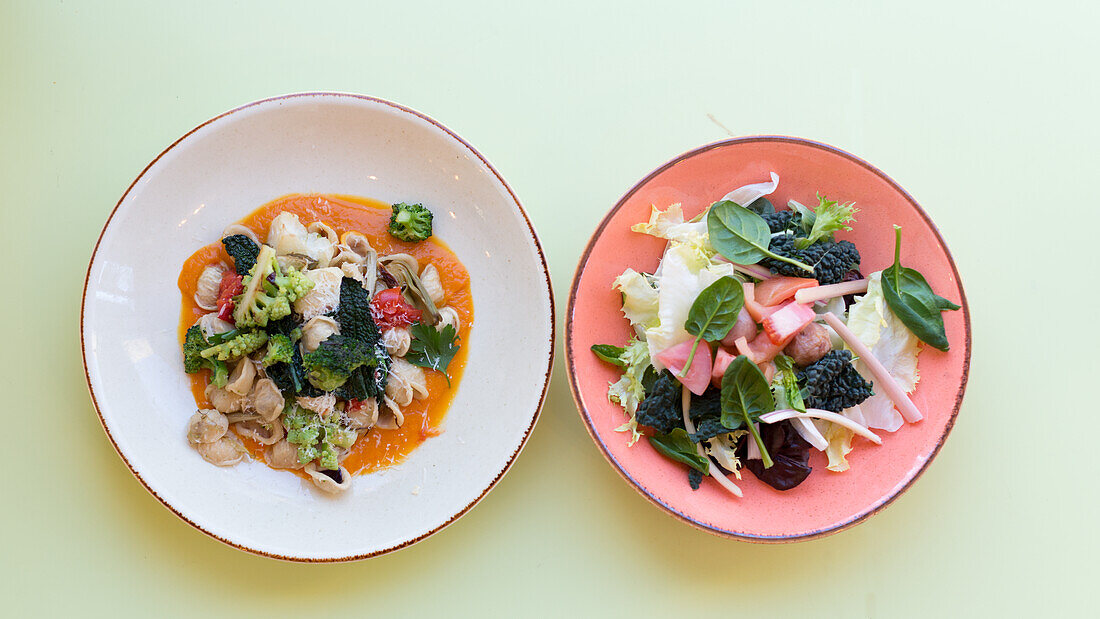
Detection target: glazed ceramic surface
<box><xmin>82</xmin><ymin>93</ymin><xmax>554</xmax><ymax>560</ymax></box>
<box><xmin>567</xmin><ymin>137</ymin><xmax>970</xmax><ymax>541</ymax></box>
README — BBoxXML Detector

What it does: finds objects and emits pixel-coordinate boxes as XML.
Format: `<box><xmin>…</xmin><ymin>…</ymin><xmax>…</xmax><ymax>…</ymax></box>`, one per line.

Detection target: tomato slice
<box><xmin>216</xmin><ymin>272</ymin><xmax>244</xmax><ymax>323</ymax></box>
<box><xmin>370</xmin><ymin>287</ymin><xmax>423</xmax><ymax>329</ymax></box>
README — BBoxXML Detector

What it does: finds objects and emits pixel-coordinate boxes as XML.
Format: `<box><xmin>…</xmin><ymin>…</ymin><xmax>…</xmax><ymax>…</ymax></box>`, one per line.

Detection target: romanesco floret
<box><xmin>200</xmin><ymin>330</ymin><xmax>268</xmax><ymax>361</ymax></box>
<box><xmin>388</xmin><ymin>202</ymin><xmax>434</xmax><ymax>242</ymax></box>
<box><xmin>182</xmin><ymin>325</ymin><xmax>229</xmax><ymax>387</ymax></box>
<box><xmin>283</xmin><ymin>405</ymin><xmax>357</xmax><ymax>469</ymax></box>
<box><xmin>232</xmin><ymin>245</ymin><xmax>315</xmax><ymax>328</ymax></box>
<box><xmin>261</xmin><ymin>329</ymin><xmax>300</xmax><ymax>367</ymax></box>
<box><xmin>796</xmin><ymin>350</ymin><xmax>873</xmax><ymax>412</ymax></box>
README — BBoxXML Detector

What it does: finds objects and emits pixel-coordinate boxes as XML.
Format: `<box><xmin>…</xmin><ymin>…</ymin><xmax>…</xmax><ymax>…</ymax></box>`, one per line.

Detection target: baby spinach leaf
<box><xmin>745</xmin><ymin>196</ymin><xmax>775</xmax><ymax>215</ymax></box>
<box><xmin>648</xmin><ymin>428</ymin><xmax>710</xmax><ymax>475</ymax></box>
<box><xmin>590</xmin><ymin>344</ymin><xmax>626</xmax><ymax>367</ymax></box>
<box><xmin>680</xmin><ymin>276</ymin><xmax>744</xmax><ymax>375</ymax></box>
<box><xmin>707</xmin><ymin>200</ymin><xmax>815</xmax><ymax>274</ymax></box>
<box><xmin>720</xmin><ymin>355</ymin><xmax>775</xmax><ymax>468</ymax></box>
<box><xmin>881</xmin><ymin>227</ymin><xmax>961</xmax><ymax>351</ymax></box>
<box><xmin>772</xmin><ymin>355</ymin><xmax>806</xmax><ymax>413</ymax></box>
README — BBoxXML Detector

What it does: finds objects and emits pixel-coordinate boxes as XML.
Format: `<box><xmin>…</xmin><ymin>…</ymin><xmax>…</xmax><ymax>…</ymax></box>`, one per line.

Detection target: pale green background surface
<box><xmin>2</xmin><ymin>1</ymin><xmax>1096</xmax><ymax>616</ymax></box>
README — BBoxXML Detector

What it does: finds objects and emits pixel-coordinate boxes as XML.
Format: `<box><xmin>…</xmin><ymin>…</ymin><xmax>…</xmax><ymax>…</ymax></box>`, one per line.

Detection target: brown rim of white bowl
<box><xmin>80</xmin><ymin>92</ymin><xmax>556</xmax><ymax>562</ymax></box>
<box><xmin>565</xmin><ymin>135</ymin><xmax>971</xmax><ymax>542</ymax></box>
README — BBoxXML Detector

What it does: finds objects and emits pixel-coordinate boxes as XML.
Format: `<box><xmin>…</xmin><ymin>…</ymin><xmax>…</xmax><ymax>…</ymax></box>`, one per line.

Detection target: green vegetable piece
<box><xmin>407</xmin><ymin>323</ymin><xmax>460</xmax><ymax>386</ymax></box>
<box><xmin>881</xmin><ymin>227</ymin><xmax>961</xmax><ymax>351</ymax></box>
<box><xmin>221</xmin><ymin>234</ymin><xmax>260</xmax><ymax>275</ymax></box>
<box><xmin>720</xmin><ymin>355</ymin><xmax>775</xmax><ymax>469</ymax></box>
<box><xmin>707</xmin><ymin>200</ymin><xmax>815</xmax><ymax>274</ymax></box>
<box><xmin>199</xmin><ymin>330</ymin><xmax>268</xmax><ymax>362</ymax></box>
<box><xmin>262</xmin><ymin>333</ymin><xmax>297</xmax><ymax>367</ymax></box>
<box><xmin>787</xmin><ymin>199</ymin><xmax>816</xmax><ymax>234</ymax></box>
<box><xmin>182</xmin><ymin>325</ymin><xmax>229</xmax><ymax>387</ymax></box>
<box><xmin>794</xmin><ymin>194</ymin><xmax>858</xmax><ymax>249</ymax></box>
<box><xmin>302</xmin><ymin>334</ymin><xmax>378</xmax><ymax>392</ymax></box>
<box><xmin>591</xmin><ymin>344</ymin><xmax>627</xmax><ymax>367</ymax></box>
<box><xmin>388</xmin><ymin>202</ymin><xmax>434</xmax><ymax>242</ymax></box>
<box><xmin>680</xmin><ymin>276</ymin><xmax>745</xmax><ymax>376</ymax></box>
<box><xmin>648</xmin><ymin>428</ymin><xmax>710</xmax><ymax>475</ymax></box>
<box><xmin>233</xmin><ymin>245</ymin><xmax>314</xmax><ymax>328</ymax></box>
<box><xmin>772</xmin><ymin>355</ymin><xmax>806</xmax><ymax>413</ymax></box>
<box><xmin>745</xmin><ymin>196</ymin><xmax>774</xmax><ymax>215</ymax></box>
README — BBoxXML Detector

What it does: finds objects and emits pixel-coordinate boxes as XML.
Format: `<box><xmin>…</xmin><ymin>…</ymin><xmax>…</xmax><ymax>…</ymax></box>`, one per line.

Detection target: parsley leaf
<box><xmin>407</xmin><ymin>322</ymin><xmax>461</xmax><ymax>385</ymax></box>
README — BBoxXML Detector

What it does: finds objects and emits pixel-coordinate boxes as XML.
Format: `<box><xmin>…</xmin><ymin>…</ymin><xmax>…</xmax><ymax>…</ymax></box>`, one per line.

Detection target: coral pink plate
<box><xmin>566</xmin><ymin>137</ymin><xmax>971</xmax><ymax>542</ymax></box>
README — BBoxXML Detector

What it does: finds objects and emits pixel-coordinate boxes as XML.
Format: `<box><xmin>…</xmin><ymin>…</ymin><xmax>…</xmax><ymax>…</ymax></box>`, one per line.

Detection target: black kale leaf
<box><xmin>635</xmin><ymin>371</ymin><xmax>683</xmax><ymax>434</ymax></box>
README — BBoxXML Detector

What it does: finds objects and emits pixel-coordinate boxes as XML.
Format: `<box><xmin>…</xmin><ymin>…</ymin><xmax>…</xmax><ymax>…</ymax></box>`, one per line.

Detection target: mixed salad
<box><xmin>592</xmin><ymin>174</ymin><xmax>959</xmax><ymax>495</ymax></box>
<box><xmin>182</xmin><ymin>201</ymin><xmax>463</xmax><ymax>494</ymax></box>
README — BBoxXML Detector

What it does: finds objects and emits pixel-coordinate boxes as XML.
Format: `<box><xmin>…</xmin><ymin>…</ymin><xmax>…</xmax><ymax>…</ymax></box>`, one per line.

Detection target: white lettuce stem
<box><xmin>794</xmin><ymin>279</ymin><xmax>869</xmax><ymax>304</ymax></box>
<box><xmin>760</xmin><ymin>408</ymin><xmax>883</xmax><ymax>445</ymax></box>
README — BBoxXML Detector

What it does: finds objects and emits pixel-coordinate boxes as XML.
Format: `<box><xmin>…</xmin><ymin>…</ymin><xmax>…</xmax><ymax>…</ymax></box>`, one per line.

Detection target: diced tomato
<box><xmin>754</xmin><ymin>276</ymin><xmax>819</xmax><ymax>307</ymax></box>
<box><xmin>761</xmin><ymin>302</ymin><xmax>816</xmax><ymax>345</ymax></box>
<box><xmin>371</xmin><ymin>287</ymin><xmax>423</xmax><ymax>329</ymax></box>
<box><xmin>216</xmin><ymin>272</ymin><xmax>244</xmax><ymax>323</ymax></box>
<box><xmin>735</xmin><ymin>331</ymin><xmax>789</xmax><ymax>365</ymax></box>
<box><xmin>711</xmin><ymin>348</ymin><xmax>736</xmax><ymax>388</ymax></box>
<box><xmin>656</xmin><ymin>339</ymin><xmax>713</xmax><ymax>396</ymax></box>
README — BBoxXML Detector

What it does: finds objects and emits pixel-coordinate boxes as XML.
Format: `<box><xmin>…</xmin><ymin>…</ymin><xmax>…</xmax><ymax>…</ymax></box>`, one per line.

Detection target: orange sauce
<box><xmin>177</xmin><ymin>194</ymin><xmax>472</xmax><ymax>476</ymax></box>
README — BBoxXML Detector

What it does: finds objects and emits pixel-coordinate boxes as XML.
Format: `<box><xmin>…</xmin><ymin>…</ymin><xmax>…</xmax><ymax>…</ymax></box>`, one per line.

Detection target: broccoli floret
<box><xmin>301</xmin><ymin>334</ymin><xmax>379</xmax><ymax>392</ymax></box>
<box><xmin>200</xmin><ymin>330</ymin><xmax>268</xmax><ymax>362</ymax></box>
<box><xmin>761</xmin><ymin>235</ymin><xmax>861</xmax><ymax>285</ymax></box>
<box><xmin>283</xmin><ymin>405</ymin><xmax>357</xmax><ymax>469</ymax></box>
<box><xmin>261</xmin><ymin>329</ymin><xmax>300</xmax><ymax>367</ymax></box>
<box><xmin>182</xmin><ymin>325</ymin><xmax>229</xmax><ymax>387</ymax></box>
<box><xmin>233</xmin><ymin>245</ymin><xmax>314</xmax><ymax>328</ymax></box>
<box><xmin>222</xmin><ymin>234</ymin><xmax>260</xmax><ymax>275</ymax></box>
<box><xmin>796</xmin><ymin>350</ymin><xmax>873</xmax><ymax>413</ymax></box>
<box><xmin>388</xmin><ymin>202</ymin><xmax>433</xmax><ymax>242</ymax></box>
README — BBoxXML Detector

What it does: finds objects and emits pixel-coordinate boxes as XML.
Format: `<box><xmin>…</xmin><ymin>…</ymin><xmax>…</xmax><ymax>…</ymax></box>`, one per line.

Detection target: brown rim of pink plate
<box><xmin>80</xmin><ymin>92</ymin><xmax>556</xmax><ymax>562</ymax></box>
<box><xmin>565</xmin><ymin>135</ymin><xmax>971</xmax><ymax>543</ymax></box>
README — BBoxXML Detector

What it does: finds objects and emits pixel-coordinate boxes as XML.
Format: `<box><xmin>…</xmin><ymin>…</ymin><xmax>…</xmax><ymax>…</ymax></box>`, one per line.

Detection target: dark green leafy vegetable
<box><xmin>680</xmin><ymin>276</ymin><xmax>744</xmax><ymax>375</ymax></box>
<box><xmin>740</xmin><ymin>421</ymin><xmax>812</xmax><ymax>491</ymax></box>
<box><xmin>881</xmin><ymin>226</ymin><xmax>960</xmax><ymax>351</ymax></box>
<box><xmin>648</xmin><ymin>428</ymin><xmax>710</xmax><ymax>475</ymax></box>
<box><xmin>302</xmin><ymin>334</ymin><xmax>380</xmax><ymax>392</ymax></box>
<box><xmin>635</xmin><ymin>371</ymin><xmax>683</xmax><ymax>434</ymax></box>
<box><xmin>720</xmin><ymin>355</ymin><xmax>775</xmax><ymax>469</ymax></box>
<box><xmin>591</xmin><ymin>344</ymin><xmax>627</xmax><ymax>367</ymax></box>
<box><xmin>388</xmin><ymin>202</ymin><xmax>434</xmax><ymax>242</ymax></box>
<box><xmin>264</xmin><ymin>316</ymin><xmax>320</xmax><ymax>397</ymax></box>
<box><xmin>707</xmin><ymin>200</ymin><xmax>814</xmax><ymax>274</ymax></box>
<box><xmin>687</xmin><ymin>388</ymin><xmax>741</xmax><ymax>442</ymax></box>
<box><xmin>332</xmin><ymin>277</ymin><xmax>390</xmax><ymax>400</ymax></box>
<box><xmin>688</xmin><ymin>468</ymin><xmax>704</xmax><ymax>490</ymax></box>
<box><xmin>407</xmin><ymin>323</ymin><xmax>460</xmax><ymax>385</ymax></box>
<box><xmin>221</xmin><ymin>234</ymin><xmax>260</xmax><ymax>275</ymax></box>
<box><xmin>797</xmin><ymin>350</ymin><xmax>873</xmax><ymax>413</ymax></box>
<box><xmin>745</xmin><ymin>196</ymin><xmax>774</xmax><ymax>215</ymax></box>
<box><xmin>762</xmin><ymin>235</ymin><xmax>861</xmax><ymax>285</ymax></box>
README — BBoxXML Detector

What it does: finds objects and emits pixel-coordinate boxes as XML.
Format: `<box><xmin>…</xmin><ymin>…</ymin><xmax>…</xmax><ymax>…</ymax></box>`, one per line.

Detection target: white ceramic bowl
<box><xmin>81</xmin><ymin>93</ymin><xmax>554</xmax><ymax>561</ymax></box>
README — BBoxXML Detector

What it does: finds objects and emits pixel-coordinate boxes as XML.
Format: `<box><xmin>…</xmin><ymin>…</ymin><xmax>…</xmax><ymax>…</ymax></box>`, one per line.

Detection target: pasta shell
<box><xmin>343</xmin><ymin>232</ymin><xmax>376</xmax><ymax>261</ymax></box>
<box><xmin>222</xmin><ymin>223</ymin><xmax>260</xmax><ymax>246</ymax></box>
<box><xmin>249</xmin><ymin>378</ymin><xmax>285</xmax><ymax>422</ymax></box>
<box><xmin>307</xmin><ymin>221</ymin><xmax>339</xmax><ymax>245</ymax></box>
<box><xmin>301</xmin><ymin>316</ymin><xmax>340</xmax><ymax>353</ymax></box>
<box><xmin>305</xmin><ymin>462</ymin><xmax>352</xmax><ymax>493</ymax></box>
<box><xmin>205</xmin><ymin>383</ymin><xmax>246</xmax><ymax>414</ymax></box>
<box><xmin>234</xmin><ymin>418</ymin><xmax>284</xmax><ymax>446</ymax></box>
<box><xmin>376</xmin><ymin>396</ymin><xmax>405</xmax><ymax>429</ymax></box>
<box><xmin>437</xmin><ymin>306</ymin><xmax>461</xmax><ymax>332</ymax></box>
<box><xmin>198</xmin><ymin>312</ymin><xmax>234</xmax><ymax>338</ymax></box>
<box><xmin>226</xmin><ymin>358</ymin><xmax>257</xmax><ymax>396</ymax></box>
<box><xmin>382</xmin><ymin>327</ymin><xmax>411</xmax><ymax>357</ymax></box>
<box><xmin>296</xmin><ymin>393</ymin><xmax>336</xmax><ymax>420</ymax></box>
<box><xmin>387</xmin><ymin>357</ymin><xmax>427</xmax><ymax>403</ymax></box>
<box><xmin>195</xmin><ymin>435</ymin><xmax>248</xmax><ymax>466</ymax></box>
<box><xmin>187</xmin><ymin>409</ymin><xmax>228</xmax><ymax>444</ymax></box>
<box><xmin>194</xmin><ymin>264</ymin><xmax>226</xmax><ymax>311</ymax></box>
<box><xmin>292</xmin><ymin>267</ymin><xmax>343</xmax><ymax>321</ymax></box>
<box><xmin>267</xmin><ymin>439</ymin><xmax>304</xmax><ymax>470</ymax></box>
<box><xmin>345</xmin><ymin>397</ymin><xmax>379</xmax><ymax>430</ymax></box>
<box><xmin>419</xmin><ymin>264</ymin><xmax>446</xmax><ymax>306</ymax></box>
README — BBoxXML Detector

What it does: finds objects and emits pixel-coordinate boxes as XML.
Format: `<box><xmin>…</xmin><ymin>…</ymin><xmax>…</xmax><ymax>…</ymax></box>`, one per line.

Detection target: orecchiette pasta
<box><xmin>305</xmin><ymin>462</ymin><xmax>352</xmax><ymax>493</ymax></box>
<box><xmin>292</xmin><ymin>267</ymin><xmax>343</xmax><ymax>321</ymax></box>
<box><xmin>419</xmin><ymin>264</ymin><xmax>446</xmax><ymax>306</ymax></box>
<box><xmin>437</xmin><ymin>306</ymin><xmax>461</xmax><ymax>332</ymax></box>
<box><xmin>267</xmin><ymin>439</ymin><xmax>304</xmax><ymax>470</ymax></box>
<box><xmin>194</xmin><ymin>264</ymin><xmax>226</xmax><ymax>311</ymax></box>
<box><xmin>376</xmin><ymin>396</ymin><xmax>405</xmax><ymax>429</ymax></box>
<box><xmin>345</xmin><ymin>397</ymin><xmax>379</xmax><ymax>430</ymax></box>
<box><xmin>381</xmin><ymin>327</ymin><xmax>411</xmax><ymax>357</ymax></box>
<box><xmin>205</xmin><ymin>383</ymin><xmax>246</xmax><ymax>414</ymax></box>
<box><xmin>296</xmin><ymin>393</ymin><xmax>336</xmax><ymax>419</ymax></box>
<box><xmin>187</xmin><ymin>409</ymin><xmax>228</xmax><ymax>444</ymax></box>
<box><xmin>198</xmin><ymin>312</ymin><xmax>234</xmax><ymax>338</ymax></box>
<box><xmin>301</xmin><ymin>315</ymin><xmax>340</xmax><ymax>353</ymax></box>
<box><xmin>226</xmin><ymin>358</ymin><xmax>257</xmax><ymax>396</ymax></box>
<box><xmin>195</xmin><ymin>436</ymin><xmax>248</xmax><ymax>466</ymax></box>
<box><xmin>249</xmin><ymin>378</ymin><xmax>285</xmax><ymax>422</ymax></box>
<box><xmin>307</xmin><ymin>221</ymin><xmax>339</xmax><ymax>245</ymax></box>
<box><xmin>268</xmin><ymin>212</ymin><xmax>337</xmax><ymax>266</ymax></box>
<box><xmin>234</xmin><ymin>418</ymin><xmax>284</xmax><ymax>446</ymax></box>
<box><xmin>386</xmin><ymin>357</ymin><xmax>428</xmax><ymax>406</ymax></box>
